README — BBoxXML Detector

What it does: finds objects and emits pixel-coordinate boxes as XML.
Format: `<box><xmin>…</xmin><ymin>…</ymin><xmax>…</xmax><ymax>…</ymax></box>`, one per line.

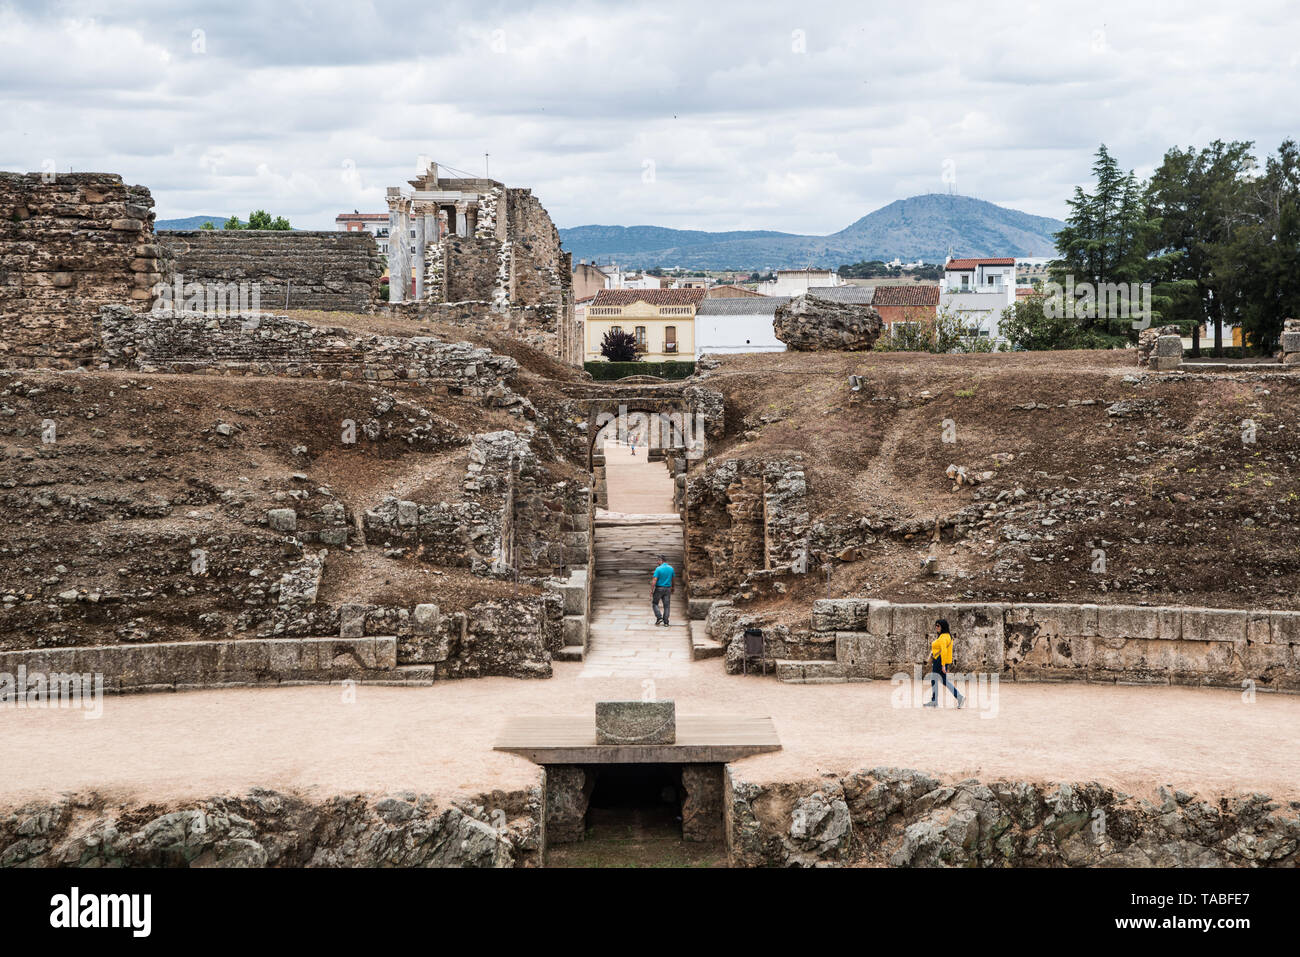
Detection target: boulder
<box><xmin>774</xmin><ymin>292</ymin><xmax>884</xmax><ymax>351</ymax></box>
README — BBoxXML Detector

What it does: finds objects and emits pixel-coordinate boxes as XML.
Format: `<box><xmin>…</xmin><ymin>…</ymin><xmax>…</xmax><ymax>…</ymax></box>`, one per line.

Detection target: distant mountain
<box><xmin>156</xmin><ymin>215</ymin><xmax>234</xmax><ymax>230</ymax></box>
<box><xmin>559</xmin><ymin>194</ymin><xmax>1063</xmax><ymax>270</ymax></box>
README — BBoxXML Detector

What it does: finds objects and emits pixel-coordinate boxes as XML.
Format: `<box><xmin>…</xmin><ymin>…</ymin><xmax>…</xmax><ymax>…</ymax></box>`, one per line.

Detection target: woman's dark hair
<box><xmin>935</xmin><ymin>618</ymin><xmax>950</xmax><ymax>634</ymax></box>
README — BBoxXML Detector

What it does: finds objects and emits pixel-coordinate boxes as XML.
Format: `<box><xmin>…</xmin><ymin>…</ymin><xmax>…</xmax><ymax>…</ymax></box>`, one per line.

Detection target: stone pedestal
<box><xmin>595</xmin><ymin>700</ymin><xmax>676</xmax><ymax>744</ymax></box>
<box><xmin>545</xmin><ymin>765</ymin><xmax>593</xmax><ymax>844</ymax></box>
<box><xmin>680</xmin><ymin>764</ymin><xmax>724</xmax><ymax>842</ymax></box>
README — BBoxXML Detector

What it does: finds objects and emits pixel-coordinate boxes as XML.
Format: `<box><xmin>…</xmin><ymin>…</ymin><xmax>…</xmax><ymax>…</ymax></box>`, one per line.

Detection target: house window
<box><xmin>960</xmin><ymin>274</ymin><xmax>969</xmax><ymax>289</ymax></box>
<box><xmin>664</xmin><ymin>325</ymin><xmax>677</xmax><ymax>353</ymax></box>
<box><xmin>610</xmin><ymin>325</ymin><xmax>622</xmax><ymax>336</ymax></box>
<box><xmin>635</xmin><ymin>326</ymin><xmax>647</xmax><ymax>351</ymax></box>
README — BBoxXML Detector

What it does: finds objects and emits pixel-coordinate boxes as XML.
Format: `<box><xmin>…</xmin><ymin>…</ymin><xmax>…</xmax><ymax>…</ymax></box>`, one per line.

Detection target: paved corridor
<box><xmin>582</xmin><ymin>443</ymin><xmax>692</xmax><ymax>678</ymax></box>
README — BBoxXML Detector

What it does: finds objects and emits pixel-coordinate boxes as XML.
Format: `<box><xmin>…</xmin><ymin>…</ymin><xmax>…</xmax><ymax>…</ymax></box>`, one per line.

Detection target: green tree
<box><xmin>1051</xmin><ymin>144</ymin><xmax>1158</xmax><ymax>346</ymax></box>
<box><xmin>224</xmin><ymin>210</ymin><xmax>292</xmax><ymax>230</ymax></box>
<box><xmin>599</xmin><ymin>329</ymin><xmax>639</xmax><ymax>362</ymax></box>
<box><xmin>199</xmin><ymin>220</ymin><xmax>215</xmax><ymax>231</ymax></box>
<box><xmin>1146</xmin><ymin>140</ymin><xmax>1256</xmax><ymax>355</ymax></box>
<box><xmin>1207</xmin><ymin>140</ymin><xmax>1300</xmax><ymax>351</ymax></box>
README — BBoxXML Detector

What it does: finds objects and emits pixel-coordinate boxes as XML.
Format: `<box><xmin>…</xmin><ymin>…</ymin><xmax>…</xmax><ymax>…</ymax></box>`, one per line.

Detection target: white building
<box><xmin>758</xmin><ymin>268</ymin><xmax>843</xmax><ymax>297</ymax></box>
<box><xmin>335</xmin><ymin>211</ymin><xmax>413</xmax><ymax>257</ymax></box>
<box><xmin>938</xmin><ymin>257</ymin><xmax>1017</xmax><ymax>340</ymax></box>
<box><xmin>694</xmin><ymin>297</ymin><xmax>790</xmax><ymax>355</ymax></box>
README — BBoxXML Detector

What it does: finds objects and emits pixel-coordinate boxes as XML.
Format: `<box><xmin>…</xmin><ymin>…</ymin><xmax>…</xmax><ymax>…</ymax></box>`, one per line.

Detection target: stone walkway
<box><xmin>582</xmin><ymin>443</ymin><xmax>691</xmax><ymax>678</ymax></box>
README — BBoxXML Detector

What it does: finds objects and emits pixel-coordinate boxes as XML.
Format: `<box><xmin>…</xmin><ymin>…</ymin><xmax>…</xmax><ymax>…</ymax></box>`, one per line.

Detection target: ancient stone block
<box><xmin>681</xmin><ymin>765</ymin><xmax>724</xmax><ymax>842</ymax></box>
<box><xmin>412</xmin><ymin>603</ymin><xmax>440</xmax><ymax>636</ymax></box>
<box><xmin>595</xmin><ymin>700</ymin><xmax>676</xmax><ymax>745</ymax></box>
<box><xmin>339</xmin><ymin>603</ymin><xmax>368</xmax><ymax>638</ymax></box>
<box><xmin>545</xmin><ymin>766</ymin><xmax>593</xmax><ymax>844</ymax></box>
<box><xmin>266</xmin><ymin>508</ymin><xmax>297</xmax><ymax>532</ymax></box>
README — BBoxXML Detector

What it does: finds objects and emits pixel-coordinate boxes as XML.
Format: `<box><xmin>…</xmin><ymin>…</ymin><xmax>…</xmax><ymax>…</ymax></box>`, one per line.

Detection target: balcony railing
<box><xmin>663</xmin><ymin>342</ymin><xmax>678</xmax><ymax>353</ymax></box>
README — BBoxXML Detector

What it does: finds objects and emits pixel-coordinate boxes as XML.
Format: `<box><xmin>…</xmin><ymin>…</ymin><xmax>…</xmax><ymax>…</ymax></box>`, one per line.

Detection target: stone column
<box><xmin>385</xmin><ymin>188</ymin><xmax>410</xmax><ymax>305</ymax></box>
<box><xmin>412</xmin><ymin>203</ymin><xmax>428</xmax><ymax>301</ymax></box>
<box><xmin>455</xmin><ymin>201</ymin><xmax>468</xmax><ymax>238</ymax></box>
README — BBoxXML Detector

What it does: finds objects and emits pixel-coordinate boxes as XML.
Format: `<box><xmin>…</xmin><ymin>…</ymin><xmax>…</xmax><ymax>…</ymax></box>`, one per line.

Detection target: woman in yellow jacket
<box><xmin>925</xmin><ymin>618</ymin><xmax>965</xmax><ymax>708</ymax></box>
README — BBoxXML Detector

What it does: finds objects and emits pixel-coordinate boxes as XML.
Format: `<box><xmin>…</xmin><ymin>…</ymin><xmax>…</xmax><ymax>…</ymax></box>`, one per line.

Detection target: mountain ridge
<box><xmin>559</xmin><ymin>194</ymin><xmax>1063</xmax><ymax>270</ymax></box>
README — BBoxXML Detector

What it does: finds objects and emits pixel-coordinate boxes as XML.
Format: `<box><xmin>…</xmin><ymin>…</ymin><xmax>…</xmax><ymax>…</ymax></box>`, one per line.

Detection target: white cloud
<box><xmin>1</xmin><ymin>0</ymin><xmax>1297</xmax><ymax>234</ymax></box>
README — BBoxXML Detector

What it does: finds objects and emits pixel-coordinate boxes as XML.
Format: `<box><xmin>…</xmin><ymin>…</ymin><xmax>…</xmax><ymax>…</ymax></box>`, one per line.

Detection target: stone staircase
<box><xmin>579</xmin><ymin>516</ymin><xmax>693</xmax><ymax>678</ymax></box>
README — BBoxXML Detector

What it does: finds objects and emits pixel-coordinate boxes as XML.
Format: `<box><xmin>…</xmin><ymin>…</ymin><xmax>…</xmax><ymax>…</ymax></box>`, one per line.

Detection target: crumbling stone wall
<box><xmin>98</xmin><ymin>307</ymin><xmax>522</xmax><ymax>400</ymax></box>
<box><xmin>725</xmin><ymin>765</ymin><xmax>1300</xmax><ymax>867</ymax></box>
<box><xmin>0</xmin><ymin>172</ymin><xmax>159</xmax><ymax>367</ymax></box>
<box><xmin>1281</xmin><ymin>317</ymin><xmax>1300</xmax><ymax>364</ymax></box>
<box><xmin>815</xmin><ymin>598</ymin><xmax>1299</xmax><ymax>691</ymax></box>
<box><xmin>363</xmin><ymin>430</ymin><xmax>592</xmax><ymax>579</ymax></box>
<box><xmin>411</xmin><ymin>185</ymin><xmax>579</xmax><ymax>365</ymax></box>
<box><xmin>156</xmin><ymin>230</ymin><xmax>383</xmax><ymax>312</ymax></box>
<box><xmin>686</xmin><ymin>458</ymin><xmax>809</xmax><ymax>597</ymax></box>
<box><xmin>0</xmin><ymin>786</ymin><xmax>543</xmax><ymax>867</ymax></box>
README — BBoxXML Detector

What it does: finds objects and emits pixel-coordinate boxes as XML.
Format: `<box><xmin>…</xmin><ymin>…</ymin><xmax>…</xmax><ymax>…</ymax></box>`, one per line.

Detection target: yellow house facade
<box><xmin>585</xmin><ymin>288</ymin><xmax>705</xmax><ymax>361</ymax></box>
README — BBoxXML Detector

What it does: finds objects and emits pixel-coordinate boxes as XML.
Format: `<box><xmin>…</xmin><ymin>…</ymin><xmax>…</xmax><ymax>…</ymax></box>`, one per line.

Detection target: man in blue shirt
<box><xmin>651</xmin><ymin>556</ymin><xmax>675</xmax><ymax>627</ymax></box>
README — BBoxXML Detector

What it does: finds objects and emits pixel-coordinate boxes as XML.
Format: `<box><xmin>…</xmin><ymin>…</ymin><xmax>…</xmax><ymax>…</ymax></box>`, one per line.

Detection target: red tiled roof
<box><xmin>592</xmin><ymin>288</ymin><xmax>707</xmax><ymax>307</ymax></box>
<box><xmin>945</xmin><ymin>257</ymin><xmax>1016</xmax><ymax>270</ymax></box>
<box><xmin>871</xmin><ymin>284</ymin><xmax>940</xmax><ymax>307</ymax></box>
<box><xmin>1015</xmin><ymin>286</ymin><xmax>1037</xmax><ymax>298</ymax></box>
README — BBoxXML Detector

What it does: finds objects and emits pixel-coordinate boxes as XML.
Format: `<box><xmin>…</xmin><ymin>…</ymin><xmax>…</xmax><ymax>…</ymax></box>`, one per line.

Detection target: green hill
<box><xmin>559</xmin><ymin>194</ymin><xmax>1062</xmax><ymax>269</ymax></box>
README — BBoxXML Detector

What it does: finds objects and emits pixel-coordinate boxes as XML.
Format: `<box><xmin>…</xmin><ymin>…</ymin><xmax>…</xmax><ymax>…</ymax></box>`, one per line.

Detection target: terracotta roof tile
<box><xmin>871</xmin><ymin>285</ymin><xmax>941</xmax><ymax>307</ymax></box>
<box><xmin>945</xmin><ymin>257</ymin><xmax>1016</xmax><ymax>269</ymax></box>
<box><xmin>591</xmin><ymin>288</ymin><xmax>706</xmax><ymax>307</ymax></box>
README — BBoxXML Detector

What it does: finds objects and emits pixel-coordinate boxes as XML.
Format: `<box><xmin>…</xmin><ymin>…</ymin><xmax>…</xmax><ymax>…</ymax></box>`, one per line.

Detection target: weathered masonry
<box><xmin>0</xmin><ymin>172</ymin><xmax>159</xmax><ymax>367</ymax></box>
<box><xmin>156</xmin><ymin>229</ymin><xmax>384</xmax><ymax>312</ymax></box>
<box><xmin>383</xmin><ymin>161</ymin><xmax>580</xmax><ymax>365</ymax></box>
<box><xmin>714</xmin><ymin>598</ymin><xmax>1300</xmax><ymax>690</ymax></box>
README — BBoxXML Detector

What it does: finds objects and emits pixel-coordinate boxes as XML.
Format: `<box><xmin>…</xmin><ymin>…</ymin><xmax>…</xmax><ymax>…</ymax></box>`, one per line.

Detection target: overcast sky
<box><xmin>2</xmin><ymin>0</ymin><xmax>1297</xmax><ymax>233</ymax></box>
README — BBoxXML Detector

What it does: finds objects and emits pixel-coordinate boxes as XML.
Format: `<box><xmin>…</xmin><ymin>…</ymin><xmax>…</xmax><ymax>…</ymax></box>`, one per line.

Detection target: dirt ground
<box><xmin>702</xmin><ymin>350</ymin><xmax>1300</xmax><ymax>614</ymax></box>
<box><xmin>3</xmin><ymin>663</ymin><xmax>1297</xmax><ymax>807</ymax></box>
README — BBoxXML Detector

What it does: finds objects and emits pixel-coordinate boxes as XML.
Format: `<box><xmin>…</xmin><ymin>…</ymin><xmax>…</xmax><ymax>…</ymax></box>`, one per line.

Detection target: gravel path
<box><xmin>3</xmin><ymin>662</ymin><xmax>1296</xmax><ymax>806</ymax></box>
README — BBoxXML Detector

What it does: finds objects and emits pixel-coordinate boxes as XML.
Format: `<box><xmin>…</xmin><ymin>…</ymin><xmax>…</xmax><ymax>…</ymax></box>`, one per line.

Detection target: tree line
<box><xmin>1005</xmin><ymin>141</ymin><xmax>1300</xmax><ymax>355</ymax></box>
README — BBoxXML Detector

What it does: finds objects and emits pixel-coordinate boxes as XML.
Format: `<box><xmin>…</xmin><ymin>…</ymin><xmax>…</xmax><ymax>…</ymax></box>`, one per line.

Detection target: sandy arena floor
<box><xmin>3</xmin><ymin>659</ymin><xmax>1297</xmax><ymax>807</ymax></box>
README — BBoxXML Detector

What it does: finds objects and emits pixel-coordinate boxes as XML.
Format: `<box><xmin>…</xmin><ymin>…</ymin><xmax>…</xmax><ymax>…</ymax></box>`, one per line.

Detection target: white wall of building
<box><xmin>695</xmin><ymin>313</ymin><xmax>786</xmax><ymax>355</ymax></box>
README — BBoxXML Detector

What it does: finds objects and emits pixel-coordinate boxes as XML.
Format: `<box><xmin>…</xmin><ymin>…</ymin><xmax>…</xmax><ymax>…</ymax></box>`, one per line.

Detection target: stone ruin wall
<box><xmin>412</xmin><ymin>185</ymin><xmax>579</xmax><ymax>366</ymax></box>
<box><xmin>703</xmin><ymin>596</ymin><xmax>1300</xmax><ymax>691</ymax></box>
<box><xmin>685</xmin><ymin>457</ymin><xmax>810</xmax><ymax>598</ymax></box>
<box><xmin>724</xmin><ymin>765</ymin><xmax>1299</xmax><ymax>868</ymax></box>
<box><xmin>0</xmin><ymin>785</ymin><xmax>544</xmax><ymax>867</ymax></box>
<box><xmin>97</xmin><ymin>305</ymin><xmax>522</xmax><ymax>400</ymax></box>
<box><xmin>0</xmin><ymin>172</ymin><xmax>159</xmax><ymax>368</ymax></box>
<box><xmin>157</xmin><ymin>229</ymin><xmax>384</xmax><ymax>313</ymax></box>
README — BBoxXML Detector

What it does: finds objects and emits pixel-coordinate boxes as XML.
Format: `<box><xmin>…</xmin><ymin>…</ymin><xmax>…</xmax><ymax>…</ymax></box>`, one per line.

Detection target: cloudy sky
<box><xmin>2</xmin><ymin>0</ymin><xmax>1297</xmax><ymax>233</ymax></box>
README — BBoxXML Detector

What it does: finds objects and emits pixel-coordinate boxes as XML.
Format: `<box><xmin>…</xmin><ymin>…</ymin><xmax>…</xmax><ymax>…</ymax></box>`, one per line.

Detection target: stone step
<box><xmin>692</xmin><ymin>636</ymin><xmax>724</xmax><ymax>660</ymax></box>
<box><xmin>553</xmin><ymin>645</ymin><xmax>584</xmax><ymax>662</ymax></box>
<box><xmin>379</xmin><ymin>664</ymin><xmax>439</xmax><ymax>684</ymax></box>
<box><xmin>774</xmin><ymin>660</ymin><xmax>872</xmax><ymax>684</ymax></box>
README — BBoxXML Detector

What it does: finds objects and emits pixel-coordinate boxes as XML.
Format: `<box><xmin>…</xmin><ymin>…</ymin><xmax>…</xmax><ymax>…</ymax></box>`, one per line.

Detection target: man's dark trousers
<box><xmin>652</xmin><ymin>585</ymin><xmax>672</xmax><ymax>625</ymax></box>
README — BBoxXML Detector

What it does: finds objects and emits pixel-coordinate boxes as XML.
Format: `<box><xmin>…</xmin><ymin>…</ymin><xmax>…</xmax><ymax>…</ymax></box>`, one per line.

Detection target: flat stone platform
<box><xmin>494</xmin><ymin>714</ymin><xmax>781</xmax><ymax>764</ymax></box>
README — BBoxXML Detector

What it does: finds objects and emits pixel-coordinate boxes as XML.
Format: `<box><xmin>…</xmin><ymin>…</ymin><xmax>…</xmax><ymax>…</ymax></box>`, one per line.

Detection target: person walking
<box><xmin>651</xmin><ymin>555</ymin><xmax>674</xmax><ymax>626</ymax></box>
<box><xmin>924</xmin><ymin>618</ymin><xmax>965</xmax><ymax>708</ymax></box>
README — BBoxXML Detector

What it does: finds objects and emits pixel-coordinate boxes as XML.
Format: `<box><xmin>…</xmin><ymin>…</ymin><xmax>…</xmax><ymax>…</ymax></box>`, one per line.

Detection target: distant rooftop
<box><xmin>696</xmin><ymin>297</ymin><xmax>792</xmax><ymax>316</ymax></box>
<box><xmin>945</xmin><ymin>257</ymin><xmax>1016</xmax><ymax>269</ymax></box>
<box><xmin>591</xmin><ymin>288</ymin><xmax>707</xmax><ymax>307</ymax></box>
<box><xmin>805</xmin><ymin>285</ymin><xmax>876</xmax><ymax>304</ymax></box>
<box><xmin>871</xmin><ymin>285</ymin><xmax>940</xmax><ymax>307</ymax></box>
